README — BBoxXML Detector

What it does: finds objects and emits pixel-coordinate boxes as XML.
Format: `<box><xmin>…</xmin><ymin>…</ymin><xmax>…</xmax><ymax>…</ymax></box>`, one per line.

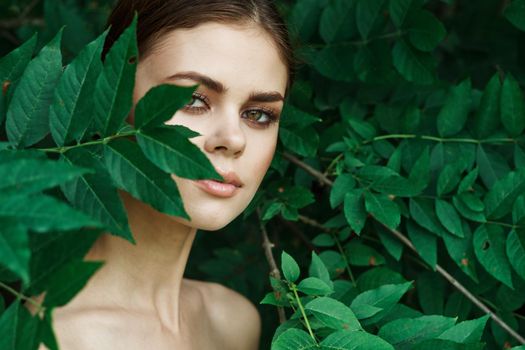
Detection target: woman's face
<box><xmin>132</xmin><ymin>22</ymin><xmax>288</xmax><ymax>230</ymax></box>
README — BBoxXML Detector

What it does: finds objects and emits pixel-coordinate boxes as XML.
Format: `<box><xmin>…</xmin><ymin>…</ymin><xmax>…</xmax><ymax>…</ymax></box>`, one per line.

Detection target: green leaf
<box><xmin>344</xmin><ymin>189</ymin><xmax>367</xmax><ymax>235</ymax></box>
<box><xmin>453</xmin><ymin>195</ymin><xmax>486</xmax><ymax>222</ymax></box>
<box><xmin>27</xmin><ymin>229</ymin><xmax>101</xmax><ymax>295</ymax></box>
<box><xmin>376</xmin><ymin>223</ymin><xmax>404</xmax><ymax>260</ymax></box>
<box><xmin>137</xmin><ymin>127</ymin><xmax>220</xmax><ymax>180</ymax></box>
<box><xmin>504</xmin><ymin>0</ymin><xmax>525</xmax><ymax>31</ymax></box>
<box><xmin>280</xmin><ymin>104</ymin><xmax>321</xmax><ymax>129</ymax></box>
<box><xmin>435</xmin><ymin>199</ymin><xmax>464</xmax><ymax>237</ymax></box>
<box><xmin>289</xmin><ymin>0</ymin><xmax>324</xmax><ymax>42</ymax></box>
<box><xmin>417</xmin><ymin>272</ymin><xmax>444</xmax><ymax>314</ymax></box>
<box><xmin>49</xmin><ymin>30</ymin><xmax>107</xmax><ymax>146</ymax></box>
<box><xmin>515</xmin><ymin>144</ymin><xmax>525</xmax><ymax>169</ymax></box>
<box><xmin>473</xmin><ymin>224</ymin><xmax>513</xmax><ymax>288</ymax></box>
<box><xmin>313</xmin><ymin>46</ymin><xmax>357</xmax><ymax>82</ymax></box>
<box><xmin>364</xmin><ymin>192</ymin><xmax>400</xmax><ymax>229</ymax></box>
<box><xmin>297</xmin><ymin>277</ymin><xmax>334</xmax><ymax>296</ymax></box>
<box><xmin>279</xmin><ymin>126</ymin><xmax>319</xmax><ymax>157</ymax></box>
<box><xmin>43</xmin><ymin>260</ymin><xmax>103</xmax><ymax>307</ymax></box>
<box><xmin>281</xmin><ymin>251</ymin><xmax>300</xmax><ymax>283</ymax></box>
<box><xmin>500</xmin><ymin>73</ymin><xmax>525</xmax><ymax>136</ymax></box>
<box><xmin>513</xmin><ymin>195</ymin><xmax>525</xmax><ymax>224</ymax></box>
<box><xmin>351</xmin><ymin>282</ymin><xmax>412</xmax><ymax>319</ymax></box>
<box><xmin>407</xmin><ymin>221</ymin><xmax>437</xmax><ymax>268</ymax></box>
<box><xmin>0</xmin><ymin>221</ymin><xmax>29</xmax><ymax>283</ymax></box>
<box><xmin>61</xmin><ymin>147</ymin><xmax>132</xmax><ymax>241</ymax></box>
<box><xmin>0</xmin><ymin>301</ymin><xmax>19</xmax><ymax>350</ymax></box>
<box><xmin>93</xmin><ymin>15</ymin><xmax>138</xmax><ymax>136</ymax></box>
<box><xmin>6</xmin><ymin>30</ymin><xmax>63</xmax><ymax>148</ymax></box>
<box><xmin>272</xmin><ymin>328</ymin><xmax>316</xmax><ymax>350</ymax></box>
<box><xmin>309</xmin><ymin>252</ymin><xmax>332</xmax><ymax>288</ymax></box>
<box><xmin>408</xmin><ymin>146</ymin><xmax>430</xmax><ymax>192</ymax></box>
<box><xmin>437</xmin><ymin>162</ymin><xmax>464</xmax><ymax>196</ymax></box>
<box><xmin>320</xmin><ymin>0</ymin><xmax>356</xmax><ymax>43</ymax></box>
<box><xmin>484</xmin><ymin>168</ymin><xmax>525</xmax><ymax>220</ymax></box>
<box><xmin>304</xmin><ymin>296</ymin><xmax>361</xmax><ymax>331</ymax></box>
<box><xmin>312</xmin><ymin>233</ymin><xmax>335</xmax><ymax>247</ymax></box>
<box><xmin>134</xmin><ymin>84</ymin><xmax>195</xmax><ymax>130</ymax></box>
<box><xmin>506</xmin><ymin>228</ymin><xmax>525</xmax><ymax>280</ymax></box>
<box><xmin>262</xmin><ymin>202</ymin><xmax>283</xmax><ymax>221</ymax></box>
<box><xmin>473</xmin><ymin>73</ymin><xmax>501</xmax><ymax>139</ymax></box>
<box><xmin>392</xmin><ymin>40</ymin><xmax>435</xmax><ymax>85</ymax></box>
<box><xmin>407</xmin><ymin>10</ymin><xmax>447</xmax><ymax>52</ymax></box>
<box><xmin>442</xmin><ymin>221</ymin><xmax>479</xmax><ymax>281</ymax></box>
<box><xmin>409</xmin><ymin>198</ymin><xmax>448</xmax><ymax>237</ymax></box>
<box><xmin>321</xmin><ymin>330</ymin><xmax>394</xmax><ymax>349</ymax></box>
<box><xmin>0</xmin><ymin>194</ymin><xmax>98</xmax><ymax>233</ymax></box>
<box><xmin>345</xmin><ymin>241</ymin><xmax>386</xmax><ymax>266</ymax></box>
<box><xmin>438</xmin><ymin>315</ymin><xmax>489</xmax><ymax>343</ymax></box>
<box><xmin>437</xmin><ymin>79</ymin><xmax>471</xmax><ymax>137</ymax></box>
<box><xmin>413</xmin><ymin>339</ymin><xmax>484</xmax><ymax>350</ymax></box>
<box><xmin>0</xmin><ymin>158</ymin><xmax>89</xmax><ymax>196</ymax></box>
<box><xmin>458</xmin><ymin>167</ymin><xmax>479</xmax><ymax>193</ymax></box>
<box><xmin>378</xmin><ymin>315</ymin><xmax>456</xmax><ymax>349</ymax></box>
<box><xmin>476</xmin><ymin>144</ymin><xmax>510</xmax><ymax>188</ymax></box>
<box><xmin>357</xmin><ymin>267</ymin><xmax>408</xmax><ymax>291</ymax></box>
<box><xmin>389</xmin><ymin>0</ymin><xmax>413</xmax><ymax>27</ymax></box>
<box><xmin>104</xmin><ymin>138</ymin><xmax>187</xmax><ymax>218</ymax></box>
<box><xmin>356</xmin><ymin>0</ymin><xmax>386</xmax><ymax>39</ymax></box>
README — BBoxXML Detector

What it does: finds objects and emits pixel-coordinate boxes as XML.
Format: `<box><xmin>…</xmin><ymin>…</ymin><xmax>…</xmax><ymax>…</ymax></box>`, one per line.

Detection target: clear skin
<box><xmin>46</xmin><ymin>22</ymin><xmax>288</xmax><ymax>350</ymax></box>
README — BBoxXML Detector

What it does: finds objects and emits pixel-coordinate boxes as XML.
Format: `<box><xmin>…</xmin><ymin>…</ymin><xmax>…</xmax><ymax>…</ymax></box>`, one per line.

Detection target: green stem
<box><xmin>38</xmin><ymin>130</ymin><xmax>138</xmax><ymax>154</ymax></box>
<box><xmin>367</xmin><ymin>134</ymin><xmax>517</xmax><ymax>145</ymax></box>
<box><xmin>0</xmin><ymin>281</ymin><xmax>44</xmax><ymax>313</ymax></box>
<box><xmin>331</xmin><ymin>232</ymin><xmax>356</xmax><ymax>287</ymax></box>
<box><xmin>291</xmin><ymin>284</ymin><xmax>317</xmax><ymax>344</ymax></box>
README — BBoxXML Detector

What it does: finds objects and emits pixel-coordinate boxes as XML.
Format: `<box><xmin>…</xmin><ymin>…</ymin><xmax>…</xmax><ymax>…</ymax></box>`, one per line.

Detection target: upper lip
<box><xmin>214</xmin><ymin>167</ymin><xmax>244</xmax><ymax>187</ymax></box>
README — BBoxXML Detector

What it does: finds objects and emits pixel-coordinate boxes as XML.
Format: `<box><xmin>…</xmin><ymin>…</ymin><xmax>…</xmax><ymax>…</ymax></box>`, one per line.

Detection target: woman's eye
<box><xmin>186</xmin><ymin>96</ymin><xmax>207</xmax><ymax>109</ymax></box>
<box><xmin>243</xmin><ymin>109</ymin><xmax>276</xmax><ymax>126</ymax></box>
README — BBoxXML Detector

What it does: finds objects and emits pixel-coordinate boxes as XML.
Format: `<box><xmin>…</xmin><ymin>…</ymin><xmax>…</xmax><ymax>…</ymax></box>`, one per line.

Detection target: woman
<box><xmin>49</xmin><ymin>1</ymin><xmax>293</xmax><ymax>349</ymax></box>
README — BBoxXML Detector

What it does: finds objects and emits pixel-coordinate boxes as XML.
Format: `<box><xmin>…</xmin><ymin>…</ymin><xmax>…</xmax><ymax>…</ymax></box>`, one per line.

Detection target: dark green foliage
<box><xmin>1</xmin><ymin>0</ymin><xmax>525</xmax><ymax>349</ymax></box>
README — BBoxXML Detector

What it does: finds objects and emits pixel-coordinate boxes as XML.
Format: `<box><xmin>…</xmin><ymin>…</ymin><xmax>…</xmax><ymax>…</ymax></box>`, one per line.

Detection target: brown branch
<box><xmin>0</xmin><ymin>17</ymin><xmax>44</xmax><ymax>29</ymax></box>
<box><xmin>288</xmin><ymin>153</ymin><xmax>525</xmax><ymax>345</ymax></box>
<box><xmin>257</xmin><ymin>208</ymin><xmax>286</xmax><ymax>324</ymax></box>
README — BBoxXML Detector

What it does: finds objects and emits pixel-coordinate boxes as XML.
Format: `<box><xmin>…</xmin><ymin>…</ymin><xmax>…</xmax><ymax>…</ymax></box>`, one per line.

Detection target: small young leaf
<box><xmin>473</xmin><ymin>224</ymin><xmax>513</xmax><ymax>288</ymax></box>
<box><xmin>281</xmin><ymin>251</ymin><xmax>300</xmax><ymax>283</ymax></box>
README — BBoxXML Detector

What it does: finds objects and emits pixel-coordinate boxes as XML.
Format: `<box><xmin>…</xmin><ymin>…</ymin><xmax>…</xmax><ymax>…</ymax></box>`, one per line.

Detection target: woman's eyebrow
<box><xmin>167</xmin><ymin>71</ymin><xmax>226</xmax><ymax>93</ymax></box>
<box><xmin>166</xmin><ymin>71</ymin><xmax>284</xmax><ymax>102</ymax></box>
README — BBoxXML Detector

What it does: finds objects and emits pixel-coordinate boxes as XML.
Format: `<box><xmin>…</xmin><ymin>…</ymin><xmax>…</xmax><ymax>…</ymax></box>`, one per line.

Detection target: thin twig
<box><xmin>288</xmin><ymin>153</ymin><xmax>525</xmax><ymax>345</ymax></box>
<box><xmin>257</xmin><ymin>208</ymin><xmax>286</xmax><ymax>324</ymax></box>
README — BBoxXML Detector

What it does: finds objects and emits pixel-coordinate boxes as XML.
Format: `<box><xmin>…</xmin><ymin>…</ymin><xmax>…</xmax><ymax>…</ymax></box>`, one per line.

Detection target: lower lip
<box><xmin>194</xmin><ymin>180</ymin><xmax>240</xmax><ymax>198</ymax></box>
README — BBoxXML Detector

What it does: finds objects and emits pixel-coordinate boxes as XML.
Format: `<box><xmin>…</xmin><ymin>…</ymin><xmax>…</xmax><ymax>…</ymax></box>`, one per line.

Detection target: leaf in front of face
<box><xmin>26</xmin><ymin>229</ymin><xmax>101</xmax><ymax>296</ymax></box>
<box><xmin>392</xmin><ymin>40</ymin><xmax>436</xmax><ymax>85</ymax></box>
<box><xmin>49</xmin><ymin>29</ymin><xmax>107</xmax><ymax>146</ymax></box>
<box><xmin>134</xmin><ymin>84</ymin><xmax>195</xmax><ymax>130</ymax></box>
<box><xmin>6</xmin><ymin>30</ymin><xmax>63</xmax><ymax>148</ymax></box>
<box><xmin>281</xmin><ymin>251</ymin><xmax>300</xmax><ymax>283</ymax></box>
<box><xmin>304</xmin><ymin>296</ymin><xmax>362</xmax><ymax>331</ymax></box>
<box><xmin>506</xmin><ymin>228</ymin><xmax>525</xmax><ymax>280</ymax></box>
<box><xmin>0</xmin><ymin>158</ymin><xmax>89</xmax><ymax>196</ymax></box>
<box><xmin>0</xmin><ymin>220</ymin><xmax>29</xmax><ymax>284</ymax></box>
<box><xmin>378</xmin><ymin>315</ymin><xmax>456</xmax><ymax>348</ymax></box>
<box><xmin>484</xmin><ymin>167</ymin><xmax>525</xmax><ymax>220</ymax></box>
<box><xmin>93</xmin><ymin>15</ymin><xmax>138</xmax><ymax>137</ymax></box>
<box><xmin>0</xmin><ymin>33</ymin><xmax>37</xmax><ymax>124</ymax></box>
<box><xmin>473</xmin><ymin>224</ymin><xmax>513</xmax><ymax>288</ymax></box>
<box><xmin>61</xmin><ymin>147</ymin><xmax>133</xmax><ymax>242</ymax></box>
<box><xmin>500</xmin><ymin>73</ymin><xmax>525</xmax><ymax>137</ymax></box>
<box><xmin>0</xmin><ymin>193</ymin><xmax>99</xmax><ymax>234</ymax></box>
<box><xmin>473</xmin><ymin>73</ymin><xmax>501</xmax><ymax>139</ymax></box>
<box><xmin>103</xmin><ymin>138</ymin><xmax>188</xmax><ymax>219</ymax></box>
<box><xmin>437</xmin><ymin>79</ymin><xmax>471</xmax><ymax>137</ymax></box>
<box><xmin>43</xmin><ymin>260</ymin><xmax>103</xmax><ymax>307</ymax></box>
<box><xmin>136</xmin><ymin>127</ymin><xmax>221</xmax><ymax>180</ymax></box>
<box><xmin>321</xmin><ymin>330</ymin><xmax>394</xmax><ymax>350</ymax></box>
<box><xmin>272</xmin><ymin>328</ymin><xmax>316</xmax><ymax>350</ymax></box>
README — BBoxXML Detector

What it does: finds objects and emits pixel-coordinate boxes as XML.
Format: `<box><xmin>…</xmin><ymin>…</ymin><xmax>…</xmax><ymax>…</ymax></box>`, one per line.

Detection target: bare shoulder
<box><xmin>185</xmin><ymin>279</ymin><xmax>261</xmax><ymax>350</ymax></box>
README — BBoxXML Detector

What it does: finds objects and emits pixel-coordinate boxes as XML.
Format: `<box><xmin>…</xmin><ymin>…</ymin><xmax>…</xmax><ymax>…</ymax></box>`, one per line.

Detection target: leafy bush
<box><xmin>1</xmin><ymin>0</ymin><xmax>525</xmax><ymax>349</ymax></box>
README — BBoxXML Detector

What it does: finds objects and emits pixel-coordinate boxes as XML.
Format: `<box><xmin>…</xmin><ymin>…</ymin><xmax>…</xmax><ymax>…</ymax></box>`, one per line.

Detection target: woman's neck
<box><xmin>81</xmin><ymin>191</ymin><xmax>197</xmax><ymax>332</ymax></box>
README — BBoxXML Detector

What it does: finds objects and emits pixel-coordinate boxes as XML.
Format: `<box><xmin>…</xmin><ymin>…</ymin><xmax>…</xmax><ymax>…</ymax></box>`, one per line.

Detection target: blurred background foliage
<box><xmin>1</xmin><ymin>0</ymin><xmax>525</xmax><ymax>349</ymax></box>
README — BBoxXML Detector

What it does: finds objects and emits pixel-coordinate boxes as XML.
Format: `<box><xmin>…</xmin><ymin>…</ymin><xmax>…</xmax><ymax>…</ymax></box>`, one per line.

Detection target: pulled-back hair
<box><xmin>104</xmin><ymin>0</ymin><xmax>294</xmax><ymax>87</ymax></box>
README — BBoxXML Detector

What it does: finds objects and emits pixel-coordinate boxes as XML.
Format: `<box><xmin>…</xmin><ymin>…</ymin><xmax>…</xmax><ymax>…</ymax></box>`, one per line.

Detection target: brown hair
<box><xmin>104</xmin><ymin>0</ymin><xmax>294</xmax><ymax>88</ymax></box>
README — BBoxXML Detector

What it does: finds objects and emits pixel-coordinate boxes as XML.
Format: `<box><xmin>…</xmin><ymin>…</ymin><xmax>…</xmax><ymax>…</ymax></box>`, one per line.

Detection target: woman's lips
<box><xmin>194</xmin><ymin>179</ymin><xmax>240</xmax><ymax>198</ymax></box>
<box><xmin>193</xmin><ymin>168</ymin><xmax>244</xmax><ymax>198</ymax></box>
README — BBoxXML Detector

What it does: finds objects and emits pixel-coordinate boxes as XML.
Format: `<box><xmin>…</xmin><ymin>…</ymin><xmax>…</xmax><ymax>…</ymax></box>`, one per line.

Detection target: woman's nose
<box><xmin>203</xmin><ymin>111</ymin><xmax>246</xmax><ymax>158</ymax></box>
